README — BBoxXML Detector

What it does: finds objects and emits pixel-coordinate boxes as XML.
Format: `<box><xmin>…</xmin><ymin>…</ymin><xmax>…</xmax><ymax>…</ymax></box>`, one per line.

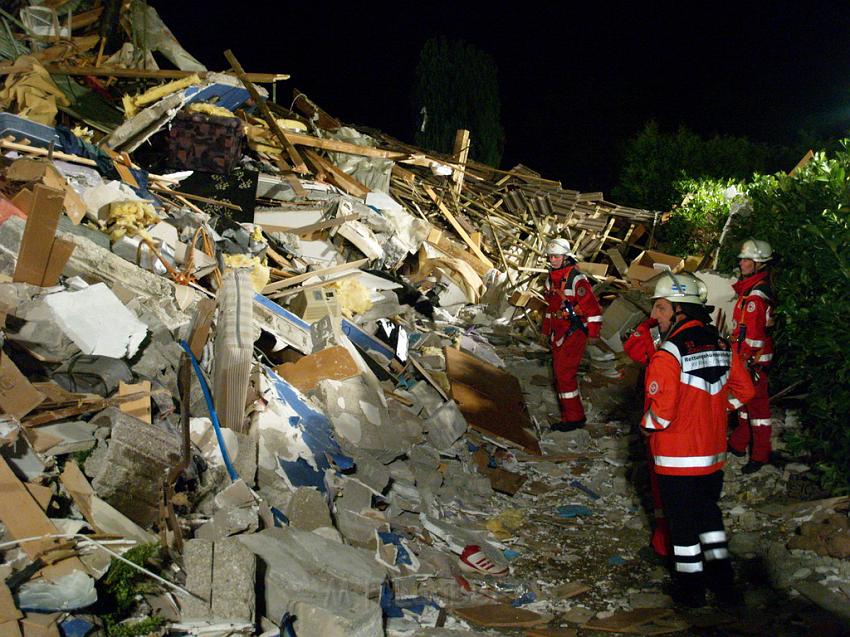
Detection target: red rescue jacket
<box><xmin>542</xmin><ymin>264</ymin><xmax>603</xmax><ymax>341</ymax></box>
<box><xmin>731</xmin><ymin>270</ymin><xmax>774</xmax><ymax>366</ymax></box>
<box><xmin>641</xmin><ymin>318</ymin><xmax>755</xmax><ymax>476</ymax></box>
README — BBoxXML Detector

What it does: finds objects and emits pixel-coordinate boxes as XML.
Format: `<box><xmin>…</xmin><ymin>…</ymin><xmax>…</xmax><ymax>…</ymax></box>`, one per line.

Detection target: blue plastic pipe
<box><xmin>180</xmin><ymin>340</ymin><xmax>239</xmax><ymax>482</ymax></box>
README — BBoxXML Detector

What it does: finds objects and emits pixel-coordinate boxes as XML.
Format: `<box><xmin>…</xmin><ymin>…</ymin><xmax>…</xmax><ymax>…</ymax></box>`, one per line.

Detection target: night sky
<box><xmin>155</xmin><ymin>1</ymin><xmax>850</xmax><ymax>196</ymax></box>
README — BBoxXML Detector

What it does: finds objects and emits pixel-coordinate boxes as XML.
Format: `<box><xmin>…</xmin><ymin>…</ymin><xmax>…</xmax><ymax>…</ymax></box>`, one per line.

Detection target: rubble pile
<box><xmin>0</xmin><ymin>3</ymin><xmax>847</xmax><ymax>636</ymax></box>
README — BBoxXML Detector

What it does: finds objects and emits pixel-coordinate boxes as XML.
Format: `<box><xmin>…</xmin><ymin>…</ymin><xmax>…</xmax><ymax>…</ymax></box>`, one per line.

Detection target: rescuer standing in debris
<box><xmin>541</xmin><ymin>238</ymin><xmax>603</xmax><ymax>431</ymax></box>
<box><xmin>640</xmin><ymin>272</ymin><xmax>754</xmax><ymax>608</ymax></box>
<box><xmin>623</xmin><ymin>317</ymin><xmax>670</xmax><ymax>559</ymax></box>
<box><xmin>727</xmin><ymin>239</ymin><xmax>775</xmax><ymax>474</ymax></box>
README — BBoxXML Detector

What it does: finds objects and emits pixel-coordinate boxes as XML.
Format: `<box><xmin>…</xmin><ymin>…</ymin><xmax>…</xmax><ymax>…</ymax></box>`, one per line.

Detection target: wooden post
<box><xmin>223</xmin><ymin>50</ymin><xmax>308</xmax><ymax>174</ymax></box>
<box><xmin>452</xmin><ymin>129</ymin><xmax>470</xmax><ymax>196</ymax></box>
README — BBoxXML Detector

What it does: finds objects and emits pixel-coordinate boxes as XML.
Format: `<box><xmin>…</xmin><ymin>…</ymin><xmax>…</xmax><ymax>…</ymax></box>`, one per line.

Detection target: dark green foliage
<box><xmin>412</xmin><ymin>37</ymin><xmax>503</xmax><ymax>167</ymax></box>
<box><xmin>103</xmin><ymin>615</ymin><xmax>166</xmax><ymax>637</ymax></box>
<box><xmin>719</xmin><ymin>147</ymin><xmax>850</xmax><ymax>491</ymax></box>
<box><xmin>613</xmin><ymin>121</ymin><xmax>796</xmax><ymax>211</ymax></box>
<box><xmin>98</xmin><ymin>542</ymin><xmax>165</xmax><ymax>636</ymax></box>
<box><xmin>658</xmin><ymin>177</ymin><xmax>744</xmax><ymax>256</ymax></box>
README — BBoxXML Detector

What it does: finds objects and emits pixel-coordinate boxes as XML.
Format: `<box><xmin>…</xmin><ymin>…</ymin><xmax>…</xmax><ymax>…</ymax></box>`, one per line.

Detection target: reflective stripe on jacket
<box><xmin>641</xmin><ymin>319</ymin><xmax>755</xmax><ymax>476</ymax></box>
<box><xmin>731</xmin><ymin>271</ymin><xmax>774</xmax><ymax>366</ymax></box>
<box><xmin>542</xmin><ymin>264</ymin><xmax>603</xmax><ymax>338</ymax></box>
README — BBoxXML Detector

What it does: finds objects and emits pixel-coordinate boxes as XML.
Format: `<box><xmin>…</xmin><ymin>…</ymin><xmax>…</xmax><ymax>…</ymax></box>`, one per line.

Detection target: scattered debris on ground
<box><xmin>0</xmin><ymin>4</ymin><xmax>846</xmax><ymax>636</ymax></box>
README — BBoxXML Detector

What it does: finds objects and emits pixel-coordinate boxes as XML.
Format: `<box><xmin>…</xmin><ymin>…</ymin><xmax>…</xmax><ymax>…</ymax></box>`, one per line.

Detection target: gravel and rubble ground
<box><xmin>410</xmin><ymin>346</ymin><xmax>850</xmax><ymax>637</ymax></box>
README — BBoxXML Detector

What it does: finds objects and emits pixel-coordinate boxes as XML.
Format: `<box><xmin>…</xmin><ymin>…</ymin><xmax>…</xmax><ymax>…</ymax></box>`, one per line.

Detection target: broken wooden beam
<box><xmin>423</xmin><ymin>185</ymin><xmax>494</xmax><ymax>270</ymax></box>
<box><xmin>39</xmin><ymin>64</ymin><xmax>288</xmax><ymax>83</ymax></box>
<box><xmin>223</xmin><ymin>50</ymin><xmax>307</xmax><ymax>174</ymax></box>
<box><xmin>303</xmin><ymin>148</ymin><xmax>370</xmax><ymax>198</ymax></box>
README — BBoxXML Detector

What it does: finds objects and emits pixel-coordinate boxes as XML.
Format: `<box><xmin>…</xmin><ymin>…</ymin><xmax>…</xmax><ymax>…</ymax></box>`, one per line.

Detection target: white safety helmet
<box><xmin>737</xmin><ymin>239</ymin><xmax>773</xmax><ymax>262</ymax></box>
<box><xmin>651</xmin><ymin>272</ymin><xmax>708</xmax><ymax>305</ymax></box>
<box><xmin>546</xmin><ymin>238</ymin><xmax>573</xmax><ymax>256</ymax></box>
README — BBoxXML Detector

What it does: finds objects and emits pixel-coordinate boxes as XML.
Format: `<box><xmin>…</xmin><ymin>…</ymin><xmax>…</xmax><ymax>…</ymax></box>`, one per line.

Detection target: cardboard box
<box><xmin>6</xmin><ymin>158</ymin><xmax>87</xmax><ymax>224</ymax></box>
<box><xmin>0</xmin><ymin>353</ymin><xmax>45</xmax><ymax>419</ymax></box>
<box><xmin>683</xmin><ymin>255</ymin><xmax>704</xmax><ymax>272</ymax></box>
<box><xmin>627</xmin><ymin>250</ymin><xmax>684</xmax><ymax>283</ymax></box>
<box><xmin>577</xmin><ymin>261</ymin><xmax>609</xmax><ymax>278</ymax></box>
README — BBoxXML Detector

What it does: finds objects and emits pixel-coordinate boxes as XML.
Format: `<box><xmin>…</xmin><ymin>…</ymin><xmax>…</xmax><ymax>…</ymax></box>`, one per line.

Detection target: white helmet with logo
<box><xmin>651</xmin><ymin>272</ymin><xmax>708</xmax><ymax>305</ymax></box>
<box><xmin>737</xmin><ymin>239</ymin><xmax>773</xmax><ymax>262</ymax></box>
<box><xmin>546</xmin><ymin>238</ymin><xmax>573</xmax><ymax>256</ymax></box>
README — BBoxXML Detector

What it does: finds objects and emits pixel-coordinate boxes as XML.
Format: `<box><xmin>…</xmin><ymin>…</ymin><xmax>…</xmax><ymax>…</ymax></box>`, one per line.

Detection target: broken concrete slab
<box><xmin>238</xmin><ymin>527</ymin><xmax>384</xmax><ymax>635</ymax></box>
<box><xmin>182</xmin><ymin>538</ymin><xmax>256</xmax><ymax>625</ymax></box>
<box><xmin>285</xmin><ymin>487</ymin><xmax>332</xmax><ymax>531</ymax></box>
<box><xmin>89</xmin><ymin>407</ymin><xmax>182</xmax><ymax>527</ymax></box>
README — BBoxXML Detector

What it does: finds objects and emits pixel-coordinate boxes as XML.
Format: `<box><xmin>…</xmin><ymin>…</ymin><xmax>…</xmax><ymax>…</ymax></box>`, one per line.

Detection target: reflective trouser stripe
<box><xmin>673</xmin><ymin>543</ymin><xmax>701</xmax><ymax>556</ymax></box>
<box><xmin>751</xmin><ymin>418</ymin><xmax>771</xmax><ymax>427</ymax></box>
<box><xmin>700</xmin><ymin>530</ymin><xmax>729</xmax><ymax>562</ymax></box>
<box><xmin>675</xmin><ymin>561</ymin><xmax>704</xmax><ymax>573</ymax></box>
<box><xmin>704</xmin><ymin>548</ymin><xmax>730</xmax><ymax>561</ymax></box>
<box><xmin>699</xmin><ymin>531</ymin><xmax>726</xmax><ymax>544</ymax></box>
<box><xmin>558</xmin><ymin>390</ymin><xmax>580</xmax><ymax>399</ymax></box>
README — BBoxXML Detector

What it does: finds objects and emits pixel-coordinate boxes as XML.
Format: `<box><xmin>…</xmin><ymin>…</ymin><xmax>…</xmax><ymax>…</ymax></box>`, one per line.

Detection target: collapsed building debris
<box><xmin>0</xmin><ymin>3</ymin><xmax>846</xmax><ymax>637</ymax></box>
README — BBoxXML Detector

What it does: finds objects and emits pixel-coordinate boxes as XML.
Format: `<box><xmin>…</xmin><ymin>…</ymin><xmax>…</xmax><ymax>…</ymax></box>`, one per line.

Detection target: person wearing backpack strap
<box><xmin>641</xmin><ymin>272</ymin><xmax>755</xmax><ymax>608</ymax></box>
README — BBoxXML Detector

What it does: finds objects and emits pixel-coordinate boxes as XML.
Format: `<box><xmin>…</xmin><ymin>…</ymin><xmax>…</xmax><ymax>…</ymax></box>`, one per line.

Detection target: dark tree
<box><xmin>612</xmin><ymin>121</ymin><xmax>798</xmax><ymax>210</ymax></box>
<box><xmin>412</xmin><ymin>37</ymin><xmax>504</xmax><ymax>167</ymax></box>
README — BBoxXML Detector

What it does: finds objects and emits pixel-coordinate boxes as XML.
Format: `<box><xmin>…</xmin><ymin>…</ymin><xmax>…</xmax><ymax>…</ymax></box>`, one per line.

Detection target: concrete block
<box><xmin>211</xmin><ymin>538</ymin><xmax>255</xmax><ymax>623</ymax></box>
<box><xmin>181</xmin><ymin>538</ymin><xmax>256</xmax><ymax>624</ymax></box>
<box><xmin>90</xmin><ymin>407</ymin><xmax>181</xmax><ymax>527</ymax></box>
<box><xmin>285</xmin><ymin>487</ymin><xmax>332</xmax><ymax>531</ymax></box>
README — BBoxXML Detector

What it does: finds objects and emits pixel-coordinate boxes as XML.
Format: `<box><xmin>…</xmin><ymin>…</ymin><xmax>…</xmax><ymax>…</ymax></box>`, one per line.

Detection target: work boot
<box><xmin>741</xmin><ymin>459</ymin><xmax>766</xmax><ymax>474</ymax></box>
<box><xmin>667</xmin><ymin>572</ymin><xmax>708</xmax><ymax>609</ymax></box>
<box><xmin>705</xmin><ymin>560</ymin><xmax>743</xmax><ymax>607</ymax></box>
<box><xmin>551</xmin><ymin>418</ymin><xmax>586</xmax><ymax>432</ymax></box>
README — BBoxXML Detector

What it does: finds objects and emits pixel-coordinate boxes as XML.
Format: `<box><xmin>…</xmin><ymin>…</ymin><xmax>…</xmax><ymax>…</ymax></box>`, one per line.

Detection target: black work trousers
<box><xmin>657</xmin><ymin>470</ymin><xmax>733</xmax><ymax>594</ymax></box>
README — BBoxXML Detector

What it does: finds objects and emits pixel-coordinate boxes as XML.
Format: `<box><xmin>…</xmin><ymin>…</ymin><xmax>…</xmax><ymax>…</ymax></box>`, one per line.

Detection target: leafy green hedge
<box><xmin>721</xmin><ymin>148</ymin><xmax>850</xmax><ymax>491</ymax></box>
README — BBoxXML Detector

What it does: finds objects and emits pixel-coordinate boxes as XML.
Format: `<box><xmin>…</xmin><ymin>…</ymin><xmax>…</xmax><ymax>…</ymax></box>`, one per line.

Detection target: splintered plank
<box><xmin>0</xmin><ymin>457</ymin><xmax>86</xmax><ymax>577</ymax></box>
<box><xmin>223</xmin><ymin>50</ymin><xmax>307</xmax><ymax>174</ymax></box>
<box><xmin>423</xmin><ymin>185</ymin><xmax>494</xmax><ymax>270</ymax></box>
<box><xmin>303</xmin><ymin>149</ymin><xmax>370</xmax><ymax>198</ymax></box>
<box><xmin>444</xmin><ymin>347</ymin><xmax>540</xmax><ymax>454</ymax></box>
<box><xmin>452</xmin><ymin>604</ymin><xmax>548</xmax><ymax>628</ymax></box>
<box><xmin>524</xmin><ymin>629</ymin><xmax>577</xmax><ymax>637</ymax></box>
<box><xmin>584</xmin><ymin>608</ymin><xmax>681</xmax><ymax>633</ymax></box>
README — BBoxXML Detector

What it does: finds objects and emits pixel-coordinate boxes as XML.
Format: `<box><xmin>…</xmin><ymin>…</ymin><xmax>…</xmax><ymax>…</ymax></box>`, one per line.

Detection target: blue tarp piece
<box><xmin>556</xmin><ymin>504</ymin><xmax>593</xmax><ymax>518</ymax></box>
<box><xmin>59</xmin><ymin>618</ymin><xmax>93</xmax><ymax>637</ymax></box>
<box><xmin>510</xmin><ymin>591</ymin><xmax>537</xmax><ymax>607</ymax></box>
<box><xmin>263</xmin><ymin>366</ymin><xmax>351</xmax><ymax>493</ymax></box>
<box><xmin>503</xmin><ymin>548</ymin><xmax>520</xmax><ymax>560</ymax></box>
<box><xmin>342</xmin><ymin>318</ymin><xmax>395</xmax><ymax>361</ymax></box>
<box><xmin>380</xmin><ymin>581</ymin><xmax>433</xmax><ymax>619</ymax></box>
<box><xmin>608</xmin><ymin>555</ymin><xmax>626</xmax><ymax>566</ymax></box>
<box><xmin>185</xmin><ymin>83</ymin><xmax>251</xmax><ymax>111</ymax></box>
<box><xmin>376</xmin><ymin>531</ymin><xmax>413</xmax><ymax>567</ymax></box>
<box><xmin>54</xmin><ymin>126</ymin><xmax>155</xmax><ymax>202</ymax></box>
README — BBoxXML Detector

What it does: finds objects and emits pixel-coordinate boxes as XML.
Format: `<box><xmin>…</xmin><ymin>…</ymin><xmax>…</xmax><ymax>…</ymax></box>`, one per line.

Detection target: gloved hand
<box><xmin>623</xmin><ymin>318</ymin><xmax>659</xmax><ymax>366</ymax></box>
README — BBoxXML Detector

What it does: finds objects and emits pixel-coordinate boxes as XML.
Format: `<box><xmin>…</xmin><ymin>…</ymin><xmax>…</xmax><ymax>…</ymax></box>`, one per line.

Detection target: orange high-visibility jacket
<box><xmin>731</xmin><ymin>270</ymin><xmax>774</xmax><ymax>366</ymax></box>
<box><xmin>641</xmin><ymin>319</ymin><xmax>755</xmax><ymax>476</ymax></box>
<box><xmin>542</xmin><ymin>264</ymin><xmax>603</xmax><ymax>340</ymax></box>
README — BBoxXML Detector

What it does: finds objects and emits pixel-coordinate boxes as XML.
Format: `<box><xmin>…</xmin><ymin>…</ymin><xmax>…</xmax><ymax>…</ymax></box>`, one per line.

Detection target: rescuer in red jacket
<box><xmin>727</xmin><ymin>239</ymin><xmax>775</xmax><ymax>474</ymax></box>
<box><xmin>641</xmin><ymin>272</ymin><xmax>755</xmax><ymax>608</ymax></box>
<box><xmin>623</xmin><ymin>317</ymin><xmax>670</xmax><ymax>558</ymax></box>
<box><xmin>541</xmin><ymin>238</ymin><xmax>603</xmax><ymax>431</ymax></box>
